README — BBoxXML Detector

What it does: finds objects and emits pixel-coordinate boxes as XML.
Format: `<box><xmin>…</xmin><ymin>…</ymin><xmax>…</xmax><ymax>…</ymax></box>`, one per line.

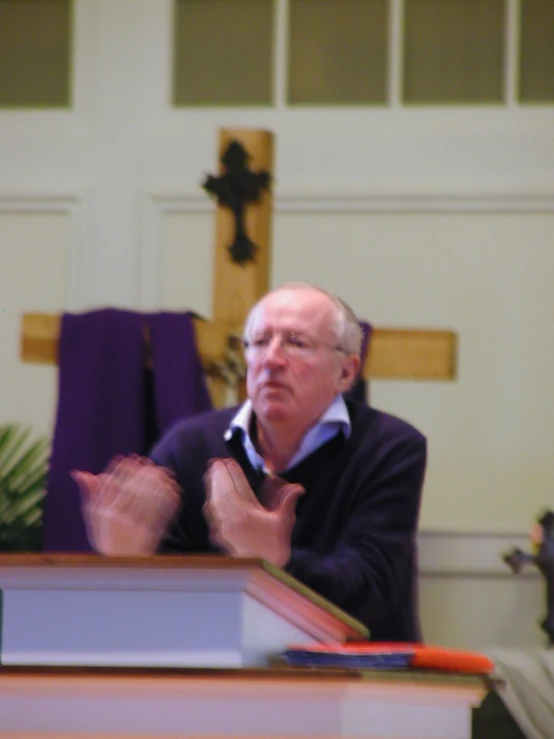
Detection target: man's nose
<box><xmin>263</xmin><ymin>336</ymin><xmax>287</xmax><ymax>364</ymax></box>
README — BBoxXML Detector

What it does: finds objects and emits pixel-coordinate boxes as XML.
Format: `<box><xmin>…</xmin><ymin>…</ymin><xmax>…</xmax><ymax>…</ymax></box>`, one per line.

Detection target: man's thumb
<box><xmin>277</xmin><ymin>483</ymin><xmax>304</xmax><ymax>520</ymax></box>
<box><xmin>70</xmin><ymin>470</ymin><xmax>100</xmax><ymax>503</ymax></box>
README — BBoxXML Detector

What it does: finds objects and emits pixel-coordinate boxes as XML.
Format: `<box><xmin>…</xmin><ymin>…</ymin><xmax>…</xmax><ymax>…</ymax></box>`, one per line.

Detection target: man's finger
<box><xmin>205</xmin><ymin>459</ymin><xmax>237</xmax><ymax>509</ymax></box>
<box><xmin>125</xmin><ymin>464</ymin><xmax>180</xmax><ymax>521</ymax></box>
<box><xmin>259</xmin><ymin>475</ymin><xmax>298</xmax><ymax>511</ymax></box>
<box><xmin>103</xmin><ymin>455</ymin><xmax>125</xmax><ymax>475</ymax></box>
<box><xmin>203</xmin><ymin>463</ymin><xmax>229</xmax><ymax>522</ymax></box>
<box><xmin>276</xmin><ymin>483</ymin><xmax>305</xmax><ymax>524</ymax></box>
<box><xmin>223</xmin><ymin>458</ymin><xmax>259</xmax><ymax>506</ymax></box>
<box><xmin>72</xmin><ymin>470</ymin><xmax>105</xmax><ymax>551</ymax></box>
<box><xmin>202</xmin><ymin>499</ymin><xmax>220</xmax><ymax>544</ymax></box>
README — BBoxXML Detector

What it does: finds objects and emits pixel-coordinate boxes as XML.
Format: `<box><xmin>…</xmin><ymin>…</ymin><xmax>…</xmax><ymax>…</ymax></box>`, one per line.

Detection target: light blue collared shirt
<box><xmin>223</xmin><ymin>394</ymin><xmax>351</xmax><ymax>474</ymax></box>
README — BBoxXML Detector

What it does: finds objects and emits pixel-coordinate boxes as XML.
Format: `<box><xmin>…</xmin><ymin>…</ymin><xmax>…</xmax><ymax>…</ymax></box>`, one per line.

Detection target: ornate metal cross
<box><xmin>203</xmin><ymin>139</ymin><xmax>271</xmax><ymax>266</ymax></box>
<box><xmin>504</xmin><ymin>510</ymin><xmax>554</xmax><ymax>644</ymax></box>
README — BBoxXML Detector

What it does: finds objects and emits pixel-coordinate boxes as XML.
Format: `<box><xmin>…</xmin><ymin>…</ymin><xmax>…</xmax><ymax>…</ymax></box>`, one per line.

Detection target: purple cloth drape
<box><xmin>149</xmin><ymin>313</ymin><xmax>212</xmax><ymax>433</ymax></box>
<box><xmin>43</xmin><ymin>309</ymin><xmax>212</xmax><ymax>552</ymax></box>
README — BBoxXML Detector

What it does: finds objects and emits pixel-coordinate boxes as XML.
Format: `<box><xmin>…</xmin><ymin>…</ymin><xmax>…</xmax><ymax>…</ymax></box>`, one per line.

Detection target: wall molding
<box><xmin>0</xmin><ymin>191</ymin><xmax>90</xmax><ymax>310</ymax></box>
<box><xmin>141</xmin><ymin>187</ymin><xmax>554</xmax><ymax>216</ymax></box>
<box><xmin>139</xmin><ymin>186</ymin><xmax>554</xmax><ymax>308</ymax></box>
<box><xmin>275</xmin><ymin>191</ymin><xmax>554</xmax><ymax>214</ymax></box>
<box><xmin>0</xmin><ymin>192</ymin><xmax>82</xmax><ymax>211</ymax></box>
<box><xmin>418</xmin><ymin>529</ymin><xmax>541</xmax><ymax>578</ymax></box>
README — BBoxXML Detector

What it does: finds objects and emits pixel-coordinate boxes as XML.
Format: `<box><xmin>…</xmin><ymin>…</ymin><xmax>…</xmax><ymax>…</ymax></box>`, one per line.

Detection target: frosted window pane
<box><xmin>520</xmin><ymin>0</ymin><xmax>554</xmax><ymax>102</ymax></box>
<box><xmin>0</xmin><ymin>0</ymin><xmax>71</xmax><ymax>108</ymax></box>
<box><xmin>404</xmin><ymin>0</ymin><xmax>504</xmax><ymax>104</ymax></box>
<box><xmin>173</xmin><ymin>0</ymin><xmax>273</xmax><ymax>106</ymax></box>
<box><xmin>289</xmin><ymin>0</ymin><xmax>388</xmax><ymax>104</ymax></box>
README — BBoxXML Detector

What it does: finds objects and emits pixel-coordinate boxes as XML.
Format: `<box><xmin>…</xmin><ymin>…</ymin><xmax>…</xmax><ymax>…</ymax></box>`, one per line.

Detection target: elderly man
<box><xmin>74</xmin><ymin>284</ymin><xmax>427</xmax><ymax>641</ymax></box>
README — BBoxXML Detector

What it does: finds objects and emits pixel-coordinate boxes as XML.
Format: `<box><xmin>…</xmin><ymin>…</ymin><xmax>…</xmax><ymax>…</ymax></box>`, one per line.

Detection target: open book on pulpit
<box><xmin>0</xmin><ymin>554</ymin><xmax>368</xmax><ymax>669</ymax></box>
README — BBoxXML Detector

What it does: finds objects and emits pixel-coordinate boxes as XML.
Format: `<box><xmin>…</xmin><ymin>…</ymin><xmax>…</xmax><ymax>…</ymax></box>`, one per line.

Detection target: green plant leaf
<box><xmin>0</xmin><ymin>423</ymin><xmax>50</xmax><ymax>552</ymax></box>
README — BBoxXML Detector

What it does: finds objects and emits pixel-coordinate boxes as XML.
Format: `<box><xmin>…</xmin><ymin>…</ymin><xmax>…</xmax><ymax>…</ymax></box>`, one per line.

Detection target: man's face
<box><xmin>245</xmin><ymin>288</ymin><xmax>358</xmax><ymax>429</ymax></box>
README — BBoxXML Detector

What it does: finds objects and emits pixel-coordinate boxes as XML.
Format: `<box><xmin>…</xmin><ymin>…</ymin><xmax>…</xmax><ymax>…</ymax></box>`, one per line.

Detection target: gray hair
<box><xmin>245</xmin><ymin>282</ymin><xmax>363</xmax><ymax>357</ymax></box>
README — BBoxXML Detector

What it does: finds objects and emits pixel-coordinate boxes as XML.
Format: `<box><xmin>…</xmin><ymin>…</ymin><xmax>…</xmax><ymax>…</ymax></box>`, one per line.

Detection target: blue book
<box><xmin>281</xmin><ymin>647</ymin><xmax>414</xmax><ymax>670</ymax></box>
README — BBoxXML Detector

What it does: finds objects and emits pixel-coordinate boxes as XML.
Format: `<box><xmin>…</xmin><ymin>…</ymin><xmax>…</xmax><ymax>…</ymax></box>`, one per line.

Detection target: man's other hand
<box><xmin>72</xmin><ymin>456</ymin><xmax>181</xmax><ymax>556</ymax></box>
<box><xmin>203</xmin><ymin>458</ymin><xmax>304</xmax><ymax>568</ymax></box>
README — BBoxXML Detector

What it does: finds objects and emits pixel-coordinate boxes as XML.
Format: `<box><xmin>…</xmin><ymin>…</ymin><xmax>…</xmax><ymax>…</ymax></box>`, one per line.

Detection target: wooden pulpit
<box><xmin>0</xmin><ymin>663</ymin><xmax>488</xmax><ymax>739</ymax></box>
<box><xmin>0</xmin><ymin>554</ymin><xmax>366</xmax><ymax>668</ymax></box>
<box><xmin>0</xmin><ymin>554</ymin><xmax>488</xmax><ymax>739</ymax></box>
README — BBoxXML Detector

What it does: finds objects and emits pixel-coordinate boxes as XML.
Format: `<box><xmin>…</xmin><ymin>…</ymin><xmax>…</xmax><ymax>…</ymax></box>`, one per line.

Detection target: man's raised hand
<box><xmin>72</xmin><ymin>455</ymin><xmax>181</xmax><ymax>556</ymax></box>
<box><xmin>203</xmin><ymin>458</ymin><xmax>304</xmax><ymax>567</ymax></box>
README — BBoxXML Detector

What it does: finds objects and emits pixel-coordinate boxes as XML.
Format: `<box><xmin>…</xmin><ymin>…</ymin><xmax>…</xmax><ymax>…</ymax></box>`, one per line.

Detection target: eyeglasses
<box><xmin>241</xmin><ymin>331</ymin><xmax>347</xmax><ymax>358</ymax></box>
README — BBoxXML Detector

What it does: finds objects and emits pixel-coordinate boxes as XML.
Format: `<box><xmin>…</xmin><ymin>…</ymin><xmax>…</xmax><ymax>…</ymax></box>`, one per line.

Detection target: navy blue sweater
<box><xmin>152</xmin><ymin>400</ymin><xmax>427</xmax><ymax>641</ymax></box>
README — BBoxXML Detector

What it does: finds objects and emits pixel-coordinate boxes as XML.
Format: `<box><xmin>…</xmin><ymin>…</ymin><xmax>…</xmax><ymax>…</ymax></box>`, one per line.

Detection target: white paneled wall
<box><xmin>153</xmin><ymin>199</ymin><xmax>554</xmax><ymax>532</ymax></box>
<box><xmin>0</xmin><ymin>205</ymin><xmax>72</xmax><ymax>436</ymax></box>
<box><xmin>419</xmin><ymin>530</ymin><xmax>547</xmax><ymax>649</ymax></box>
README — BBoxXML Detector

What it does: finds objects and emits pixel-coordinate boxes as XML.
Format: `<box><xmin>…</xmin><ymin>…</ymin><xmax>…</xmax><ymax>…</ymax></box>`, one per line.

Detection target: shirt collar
<box><xmin>223</xmin><ymin>394</ymin><xmax>351</xmax><ymax>472</ymax></box>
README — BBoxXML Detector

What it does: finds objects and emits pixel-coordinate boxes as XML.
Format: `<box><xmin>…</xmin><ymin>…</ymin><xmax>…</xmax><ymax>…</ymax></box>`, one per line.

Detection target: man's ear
<box><xmin>337</xmin><ymin>354</ymin><xmax>361</xmax><ymax>393</ymax></box>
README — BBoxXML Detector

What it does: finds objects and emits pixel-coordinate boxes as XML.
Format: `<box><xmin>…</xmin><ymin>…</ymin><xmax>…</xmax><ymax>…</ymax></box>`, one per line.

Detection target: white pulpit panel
<box><xmin>0</xmin><ymin>555</ymin><xmax>367</xmax><ymax>668</ymax></box>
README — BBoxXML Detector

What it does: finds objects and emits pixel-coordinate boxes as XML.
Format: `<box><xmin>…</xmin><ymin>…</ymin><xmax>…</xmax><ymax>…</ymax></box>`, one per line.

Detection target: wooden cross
<box><xmin>20</xmin><ymin>128</ymin><xmax>457</xmax><ymax>406</ymax></box>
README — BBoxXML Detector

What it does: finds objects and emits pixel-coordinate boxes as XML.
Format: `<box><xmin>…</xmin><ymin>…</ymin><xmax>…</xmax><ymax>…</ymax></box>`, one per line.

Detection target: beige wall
<box><xmin>0</xmin><ymin>210</ymin><xmax>71</xmax><ymax>435</ymax></box>
<box><xmin>276</xmin><ymin>210</ymin><xmax>554</xmax><ymax>531</ymax></box>
<box><xmin>156</xmin><ymin>203</ymin><xmax>554</xmax><ymax>532</ymax></box>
